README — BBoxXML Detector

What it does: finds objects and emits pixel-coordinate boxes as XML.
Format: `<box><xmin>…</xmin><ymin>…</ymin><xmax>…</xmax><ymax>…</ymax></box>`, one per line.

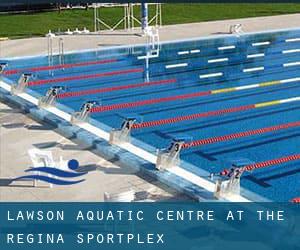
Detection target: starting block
<box><xmin>38</xmin><ymin>86</ymin><xmax>65</xmax><ymax>108</ymax></box>
<box><xmin>109</xmin><ymin>114</ymin><xmax>143</xmax><ymax>145</ymax></box>
<box><xmin>214</xmin><ymin>158</ymin><xmax>254</xmax><ymax>199</ymax></box>
<box><xmin>71</xmin><ymin>101</ymin><xmax>99</xmax><ymax>124</ymax></box>
<box><xmin>156</xmin><ymin>135</ymin><xmax>192</xmax><ymax>170</ymax></box>
<box><xmin>0</xmin><ymin>62</ymin><xmax>7</xmax><ymax>74</ymax></box>
<box><xmin>214</xmin><ymin>170</ymin><xmax>242</xmax><ymax>199</ymax></box>
<box><xmin>11</xmin><ymin>73</ymin><xmax>32</xmax><ymax>95</ymax></box>
<box><xmin>229</xmin><ymin>24</ymin><xmax>243</xmax><ymax>35</ymax></box>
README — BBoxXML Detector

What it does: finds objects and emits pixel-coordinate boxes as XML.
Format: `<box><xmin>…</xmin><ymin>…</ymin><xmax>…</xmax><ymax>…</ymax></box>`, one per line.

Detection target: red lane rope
<box><xmin>242</xmin><ymin>154</ymin><xmax>300</xmax><ymax>172</ymax></box>
<box><xmin>28</xmin><ymin>68</ymin><xmax>143</xmax><ymax>86</ymax></box>
<box><xmin>219</xmin><ymin>154</ymin><xmax>300</xmax><ymax>177</ymax></box>
<box><xmin>182</xmin><ymin>121</ymin><xmax>300</xmax><ymax>148</ymax></box>
<box><xmin>131</xmin><ymin>105</ymin><xmax>255</xmax><ymax>129</ymax></box>
<box><xmin>57</xmin><ymin>78</ymin><xmax>177</xmax><ymax>99</ymax></box>
<box><xmin>291</xmin><ymin>197</ymin><xmax>300</xmax><ymax>203</ymax></box>
<box><xmin>3</xmin><ymin>59</ymin><xmax>117</xmax><ymax>75</ymax></box>
<box><xmin>90</xmin><ymin>90</ymin><xmax>213</xmax><ymax>113</ymax></box>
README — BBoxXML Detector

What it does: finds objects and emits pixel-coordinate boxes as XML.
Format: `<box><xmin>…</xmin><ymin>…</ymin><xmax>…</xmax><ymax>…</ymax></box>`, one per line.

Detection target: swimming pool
<box><xmin>1</xmin><ymin>28</ymin><xmax>300</xmax><ymax>202</ymax></box>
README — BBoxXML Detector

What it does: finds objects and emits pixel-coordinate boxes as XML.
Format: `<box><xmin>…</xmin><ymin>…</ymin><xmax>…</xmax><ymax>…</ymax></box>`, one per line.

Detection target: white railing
<box><xmin>58</xmin><ymin>37</ymin><xmax>65</xmax><ymax>68</ymax></box>
<box><xmin>46</xmin><ymin>30</ymin><xmax>55</xmax><ymax>75</ymax></box>
<box><xmin>93</xmin><ymin>3</ymin><xmax>162</xmax><ymax>32</ymax></box>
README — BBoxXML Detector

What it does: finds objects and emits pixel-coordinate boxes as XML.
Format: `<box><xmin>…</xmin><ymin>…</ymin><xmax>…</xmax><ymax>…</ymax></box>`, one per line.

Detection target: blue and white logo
<box><xmin>13</xmin><ymin>159</ymin><xmax>86</xmax><ymax>185</ymax></box>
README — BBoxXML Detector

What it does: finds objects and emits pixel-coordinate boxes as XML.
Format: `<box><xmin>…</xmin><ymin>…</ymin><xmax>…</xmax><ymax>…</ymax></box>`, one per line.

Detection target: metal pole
<box><xmin>130</xmin><ymin>4</ymin><xmax>134</xmax><ymax>29</ymax></box>
<box><xmin>50</xmin><ymin>38</ymin><xmax>53</xmax><ymax>75</ymax></box>
<box><xmin>59</xmin><ymin>38</ymin><xmax>64</xmax><ymax>69</ymax></box>
<box><xmin>155</xmin><ymin>4</ymin><xmax>158</xmax><ymax>27</ymax></box>
<box><xmin>141</xmin><ymin>3</ymin><xmax>148</xmax><ymax>32</ymax></box>
<box><xmin>127</xmin><ymin>4</ymin><xmax>131</xmax><ymax>30</ymax></box>
<box><xmin>61</xmin><ymin>39</ymin><xmax>64</xmax><ymax>67</ymax></box>
<box><xmin>159</xmin><ymin>4</ymin><xmax>162</xmax><ymax>27</ymax></box>
<box><xmin>94</xmin><ymin>5</ymin><xmax>97</xmax><ymax>32</ymax></box>
<box><xmin>58</xmin><ymin>38</ymin><xmax>61</xmax><ymax>65</ymax></box>
<box><xmin>47</xmin><ymin>36</ymin><xmax>53</xmax><ymax>76</ymax></box>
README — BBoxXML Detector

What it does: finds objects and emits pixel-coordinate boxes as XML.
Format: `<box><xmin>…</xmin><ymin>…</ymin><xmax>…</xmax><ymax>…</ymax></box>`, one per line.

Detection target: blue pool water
<box><xmin>2</xmin><ymin>28</ymin><xmax>300</xmax><ymax>201</ymax></box>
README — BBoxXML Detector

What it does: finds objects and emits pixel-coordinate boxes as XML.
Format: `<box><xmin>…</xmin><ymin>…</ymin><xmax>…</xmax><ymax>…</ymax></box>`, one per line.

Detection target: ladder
<box><xmin>58</xmin><ymin>38</ymin><xmax>65</xmax><ymax>69</ymax></box>
<box><xmin>47</xmin><ymin>35</ymin><xmax>65</xmax><ymax>75</ymax></box>
<box><xmin>144</xmin><ymin>27</ymin><xmax>160</xmax><ymax>81</ymax></box>
<box><xmin>47</xmin><ymin>35</ymin><xmax>54</xmax><ymax>75</ymax></box>
<box><xmin>145</xmin><ymin>26</ymin><xmax>160</xmax><ymax>55</ymax></box>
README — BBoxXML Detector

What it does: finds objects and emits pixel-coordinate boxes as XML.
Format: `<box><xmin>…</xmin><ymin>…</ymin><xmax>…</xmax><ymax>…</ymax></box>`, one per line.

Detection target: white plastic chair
<box><xmin>65</xmin><ymin>29</ymin><xmax>73</xmax><ymax>35</ymax></box>
<box><xmin>103</xmin><ymin>190</ymin><xmax>136</xmax><ymax>232</ymax></box>
<box><xmin>81</xmin><ymin>27</ymin><xmax>90</xmax><ymax>34</ymax></box>
<box><xmin>28</xmin><ymin>148</ymin><xmax>56</xmax><ymax>188</ymax></box>
<box><xmin>229</xmin><ymin>24</ymin><xmax>243</xmax><ymax>35</ymax></box>
<box><xmin>73</xmin><ymin>28</ymin><xmax>82</xmax><ymax>34</ymax></box>
<box><xmin>103</xmin><ymin>190</ymin><xmax>135</xmax><ymax>202</ymax></box>
<box><xmin>45</xmin><ymin>30</ymin><xmax>55</xmax><ymax>38</ymax></box>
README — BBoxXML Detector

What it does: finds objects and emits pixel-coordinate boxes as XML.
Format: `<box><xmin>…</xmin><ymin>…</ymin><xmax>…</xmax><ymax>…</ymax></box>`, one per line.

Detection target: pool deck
<box><xmin>0</xmin><ymin>14</ymin><xmax>299</xmax><ymax>202</ymax></box>
<box><xmin>1</xmin><ymin>14</ymin><xmax>299</xmax><ymax>58</ymax></box>
<box><xmin>0</xmin><ymin>101</ymin><xmax>191</xmax><ymax>201</ymax></box>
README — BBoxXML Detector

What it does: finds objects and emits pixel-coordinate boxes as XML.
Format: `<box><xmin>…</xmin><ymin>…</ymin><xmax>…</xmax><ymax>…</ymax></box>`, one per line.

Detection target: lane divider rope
<box><xmin>219</xmin><ymin>154</ymin><xmax>300</xmax><ymax>181</ymax></box>
<box><xmin>182</xmin><ymin>121</ymin><xmax>300</xmax><ymax>148</ymax></box>
<box><xmin>57</xmin><ymin>78</ymin><xmax>177</xmax><ymax>98</ymax></box>
<box><xmin>131</xmin><ymin>96</ymin><xmax>300</xmax><ymax>129</ymax></box>
<box><xmin>3</xmin><ymin>59</ymin><xmax>118</xmax><ymax>75</ymax></box>
<box><xmin>90</xmin><ymin>77</ymin><xmax>300</xmax><ymax>114</ymax></box>
<box><xmin>91</xmin><ymin>90</ymin><xmax>212</xmax><ymax>113</ymax></box>
<box><xmin>242</xmin><ymin>154</ymin><xmax>300</xmax><ymax>172</ymax></box>
<box><xmin>291</xmin><ymin>197</ymin><xmax>300</xmax><ymax>203</ymax></box>
<box><xmin>28</xmin><ymin>68</ymin><xmax>143</xmax><ymax>86</ymax></box>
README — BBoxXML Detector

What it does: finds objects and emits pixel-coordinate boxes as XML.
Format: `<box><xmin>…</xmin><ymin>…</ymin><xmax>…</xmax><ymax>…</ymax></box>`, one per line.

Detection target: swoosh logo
<box><xmin>13</xmin><ymin>175</ymin><xmax>85</xmax><ymax>185</ymax></box>
<box><xmin>24</xmin><ymin>167</ymin><xmax>86</xmax><ymax>178</ymax></box>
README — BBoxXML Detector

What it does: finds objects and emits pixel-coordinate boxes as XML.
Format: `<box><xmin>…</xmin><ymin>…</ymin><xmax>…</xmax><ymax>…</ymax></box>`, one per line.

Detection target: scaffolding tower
<box><xmin>93</xmin><ymin>3</ymin><xmax>162</xmax><ymax>32</ymax></box>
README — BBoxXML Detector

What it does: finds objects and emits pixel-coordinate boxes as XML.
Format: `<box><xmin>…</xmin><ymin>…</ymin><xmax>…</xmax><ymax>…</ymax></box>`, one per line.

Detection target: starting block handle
<box><xmin>0</xmin><ymin>62</ymin><xmax>8</xmax><ymax>74</ymax></box>
<box><xmin>11</xmin><ymin>73</ymin><xmax>32</xmax><ymax>95</ymax></box>
<box><xmin>213</xmin><ymin>164</ymin><xmax>246</xmax><ymax>199</ymax></box>
<box><xmin>71</xmin><ymin>100</ymin><xmax>99</xmax><ymax>124</ymax></box>
<box><xmin>38</xmin><ymin>86</ymin><xmax>64</xmax><ymax>108</ymax></box>
<box><xmin>121</xmin><ymin>117</ymin><xmax>136</xmax><ymax>130</ymax></box>
<box><xmin>156</xmin><ymin>139</ymin><xmax>185</xmax><ymax>170</ymax></box>
<box><xmin>109</xmin><ymin>117</ymin><xmax>138</xmax><ymax>145</ymax></box>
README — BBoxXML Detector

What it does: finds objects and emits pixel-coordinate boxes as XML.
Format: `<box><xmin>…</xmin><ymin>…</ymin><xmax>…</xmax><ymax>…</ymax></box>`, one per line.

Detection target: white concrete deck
<box><xmin>0</xmin><ymin>101</ymin><xmax>191</xmax><ymax>201</ymax></box>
